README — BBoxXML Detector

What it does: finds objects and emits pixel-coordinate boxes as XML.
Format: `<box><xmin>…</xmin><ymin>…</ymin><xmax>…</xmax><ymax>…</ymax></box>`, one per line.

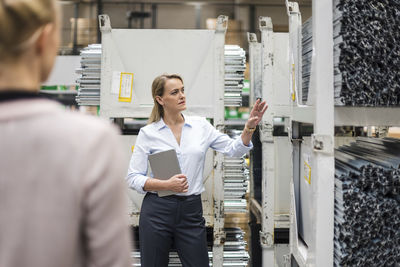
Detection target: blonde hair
<box><xmin>0</xmin><ymin>0</ymin><xmax>56</xmax><ymax>62</ymax></box>
<box><xmin>148</xmin><ymin>74</ymin><xmax>183</xmax><ymax>124</ymax></box>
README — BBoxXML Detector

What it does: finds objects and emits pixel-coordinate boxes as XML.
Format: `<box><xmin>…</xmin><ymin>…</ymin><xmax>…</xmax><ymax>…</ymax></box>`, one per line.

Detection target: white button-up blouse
<box><xmin>126</xmin><ymin>115</ymin><xmax>253</xmax><ymax>195</ymax></box>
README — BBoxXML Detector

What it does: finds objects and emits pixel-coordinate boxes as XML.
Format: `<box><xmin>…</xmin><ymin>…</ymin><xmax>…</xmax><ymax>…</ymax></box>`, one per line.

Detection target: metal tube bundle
<box><xmin>333</xmin><ymin>0</ymin><xmax>400</xmax><ymax>106</ymax></box>
<box><xmin>302</xmin><ymin>1</ymin><xmax>400</xmax><ymax>105</ymax></box>
<box><xmin>301</xmin><ymin>18</ymin><xmax>312</xmax><ymax>104</ymax></box>
<box><xmin>334</xmin><ymin>137</ymin><xmax>400</xmax><ymax>266</ymax></box>
<box><xmin>75</xmin><ymin>44</ymin><xmax>101</xmax><ymax>106</ymax></box>
<box><xmin>224</xmin><ymin>45</ymin><xmax>246</xmax><ymax>107</ymax></box>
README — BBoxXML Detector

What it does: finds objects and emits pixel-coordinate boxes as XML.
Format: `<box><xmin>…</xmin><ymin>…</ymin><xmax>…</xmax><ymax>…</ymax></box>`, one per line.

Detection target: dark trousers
<box><xmin>139</xmin><ymin>193</ymin><xmax>209</xmax><ymax>267</ymax></box>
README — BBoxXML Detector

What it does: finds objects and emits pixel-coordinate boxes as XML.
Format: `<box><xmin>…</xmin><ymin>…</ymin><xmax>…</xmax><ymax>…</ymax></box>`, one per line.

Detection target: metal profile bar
<box><xmin>212</xmin><ymin>14</ymin><xmax>228</xmax><ymax>267</ymax></box>
<box><xmin>247</xmin><ymin>32</ymin><xmax>262</xmax><ymax>106</ymax></box>
<box><xmin>259</xmin><ymin>16</ymin><xmax>275</xmax><ymax>266</ymax></box>
<box><xmin>64</xmin><ymin>0</ymin><xmax>312</xmax><ymax>8</ymax></box>
<box><xmin>312</xmin><ymin>0</ymin><xmax>335</xmax><ymax>266</ymax></box>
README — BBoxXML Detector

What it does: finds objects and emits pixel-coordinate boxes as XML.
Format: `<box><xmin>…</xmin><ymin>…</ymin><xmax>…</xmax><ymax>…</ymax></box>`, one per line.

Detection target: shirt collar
<box><xmin>154</xmin><ymin>118</ymin><xmax>167</xmax><ymax>130</ymax></box>
<box><xmin>155</xmin><ymin>114</ymin><xmax>192</xmax><ymax>131</ymax></box>
<box><xmin>0</xmin><ymin>90</ymin><xmax>42</xmax><ymax>103</ymax></box>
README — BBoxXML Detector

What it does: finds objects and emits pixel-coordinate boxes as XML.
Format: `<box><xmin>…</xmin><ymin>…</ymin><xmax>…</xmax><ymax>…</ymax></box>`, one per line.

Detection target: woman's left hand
<box><xmin>246</xmin><ymin>99</ymin><xmax>268</xmax><ymax>128</ymax></box>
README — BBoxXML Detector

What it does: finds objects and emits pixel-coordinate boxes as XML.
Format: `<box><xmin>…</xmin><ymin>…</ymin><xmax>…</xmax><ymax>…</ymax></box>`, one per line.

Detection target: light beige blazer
<box><xmin>0</xmin><ymin>98</ymin><xmax>132</xmax><ymax>267</ymax></box>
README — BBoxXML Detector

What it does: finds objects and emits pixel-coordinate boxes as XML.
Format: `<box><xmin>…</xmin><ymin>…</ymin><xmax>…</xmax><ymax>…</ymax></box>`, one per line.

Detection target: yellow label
<box><xmin>118</xmin><ymin>72</ymin><xmax>134</xmax><ymax>102</ymax></box>
<box><xmin>131</xmin><ymin>145</ymin><xmax>135</xmax><ymax>153</ymax></box>
<box><xmin>291</xmin><ymin>64</ymin><xmax>296</xmax><ymax>101</ymax></box>
<box><xmin>304</xmin><ymin>161</ymin><xmax>311</xmax><ymax>184</ymax></box>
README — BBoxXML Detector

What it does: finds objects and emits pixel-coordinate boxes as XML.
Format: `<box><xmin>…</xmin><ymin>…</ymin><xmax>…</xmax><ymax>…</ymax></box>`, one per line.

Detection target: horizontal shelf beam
<box><xmin>334</xmin><ymin>107</ymin><xmax>400</xmax><ymax>126</ymax></box>
<box><xmin>270</xmin><ymin>105</ymin><xmax>400</xmax><ymax>126</ymax></box>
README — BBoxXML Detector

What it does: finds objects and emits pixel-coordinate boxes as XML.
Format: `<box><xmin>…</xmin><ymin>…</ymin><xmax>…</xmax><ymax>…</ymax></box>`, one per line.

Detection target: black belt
<box><xmin>147</xmin><ymin>192</ymin><xmax>200</xmax><ymax>201</ymax></box>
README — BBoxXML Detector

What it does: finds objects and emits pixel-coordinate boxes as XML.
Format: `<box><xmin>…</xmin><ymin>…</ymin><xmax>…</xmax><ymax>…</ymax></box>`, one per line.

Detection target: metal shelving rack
<box><xmin>248</xmin><ymin>1</ymin><xmax>400</xmax><ymax>266</ymax></box>
<box><xmin>285</xmin><ymin>1</ymin><xmax>400</xmax><ymax>266</ymax></box>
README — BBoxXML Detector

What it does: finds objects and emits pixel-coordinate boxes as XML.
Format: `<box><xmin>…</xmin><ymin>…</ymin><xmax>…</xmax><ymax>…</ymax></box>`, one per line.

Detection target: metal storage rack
<box><xmin>285</xmin><ymin>1</ymin><xmax>400</xmax><ymax>266</ymax></box>
<box><xmin>98</xmin><ymin>14</ymin><xmax>229</xmax><ymax>266</ymax></box>
<box><xmin>248</xmin><ymin>1</ymin><xmax>400</xmax><ymax>266</ymax></box>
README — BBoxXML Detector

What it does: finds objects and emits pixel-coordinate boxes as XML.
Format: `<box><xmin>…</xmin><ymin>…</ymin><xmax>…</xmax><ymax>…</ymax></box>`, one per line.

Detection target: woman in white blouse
<box><xmin>127</xmin><ymin>74</ymin><xmax>267</xmax><ymax>266</ymax></box>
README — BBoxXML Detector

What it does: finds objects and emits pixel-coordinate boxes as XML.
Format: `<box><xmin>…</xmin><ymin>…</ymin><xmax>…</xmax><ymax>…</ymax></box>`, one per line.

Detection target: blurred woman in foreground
<box><xmin>0</xmin><ymin>1</ymin><xmax>132</xmax><ymax>266</ymax></box>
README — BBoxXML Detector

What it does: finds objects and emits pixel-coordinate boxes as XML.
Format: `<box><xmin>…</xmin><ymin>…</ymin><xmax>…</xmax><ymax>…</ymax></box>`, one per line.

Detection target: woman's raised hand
<box><xmin>246</xmin><ymin>99</ymin><xmax>268</xmax><ymax>129</ymax></box>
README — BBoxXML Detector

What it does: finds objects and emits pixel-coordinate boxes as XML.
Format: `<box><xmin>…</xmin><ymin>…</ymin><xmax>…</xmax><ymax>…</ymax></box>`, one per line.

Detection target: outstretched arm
<box><xmin>241</xmin><ymin>99</ymin><xmax>268</xmax><ymax>146</ymax></box>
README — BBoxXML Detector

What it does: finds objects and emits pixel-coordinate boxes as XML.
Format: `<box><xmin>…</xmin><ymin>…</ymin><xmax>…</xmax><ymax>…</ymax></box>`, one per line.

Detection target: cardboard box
<box><xmin>70</xmin><ymin>18</ymin><xmax>97</xmax><ymax>47</ymax></box>
<box><xmin>389</xmin><ymin>127</ymin><xmax>400</xmax><ymax>138</ymax></box>
<box><xmin>225</xmin><ymin>212</ymin><xmax>249</xmax><ymax>225</ymax></box>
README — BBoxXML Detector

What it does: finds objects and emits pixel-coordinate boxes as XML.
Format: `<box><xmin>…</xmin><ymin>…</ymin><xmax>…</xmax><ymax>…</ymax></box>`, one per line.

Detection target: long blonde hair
<box><xmin>148</xmin><ymin>74</ymin><xmax>183</xmax><ymax>124</ymax></box>
<box><xmin>0</xmin><ymin>0</ymin><xmax>56</xmax><ymax>62</ymax></box>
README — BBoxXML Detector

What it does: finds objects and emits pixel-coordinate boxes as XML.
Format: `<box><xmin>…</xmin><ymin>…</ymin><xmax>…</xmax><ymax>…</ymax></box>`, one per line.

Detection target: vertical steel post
<box><xmin>312</xmin><ymin>0</ymin><xmax>334</xmax><ymax>265</ymax></box>
<box><xmin>97</xmin><ymin>0</ymin><xmax>103</xmax><ymax>43</ymax></box>
<box><xmin>140</xmin><ymin>3</ymin><xmax>145</xmax><ymax>29</ymax></box>
<box><xmin>151</xmin><ymin>4</ymin><xmax>157</xmax><ymax>29</ymax></box>
<box><xmin>73</xmin><ymin>2</ymin><xmax>79</xmax><ymax>55</ymax></box>
<box><xmin>247</xmin><ymin>33</ymin><xmax>262</xmax><ymax>106</ymax></box>
<box><xmin>249</xmin><ymin>5</ymin><xmax>256</xmax><ymax>34</ymax></box>
<box><xmin>195</xmin><ymin>4</ymin><xmax>202</xmax><ymax>29</ymax></box>
<box><xmin>212</xmin><ymin>15</ymin><xmax>228</xmax><ymax>267</ymax></box>
<box><xmin>286</xmin><ymin>2</ymin><xmax>302</xmax><ymax>105</ymax></box>
<box><xmin>259</xmin><ymin>16</ymin><xmax>275</xmax><ymax>267</ymax></box>
<box><xmin>98</xmin><ymin>14</ymin><xmax>112</xmax><ymax>118</ymax></box>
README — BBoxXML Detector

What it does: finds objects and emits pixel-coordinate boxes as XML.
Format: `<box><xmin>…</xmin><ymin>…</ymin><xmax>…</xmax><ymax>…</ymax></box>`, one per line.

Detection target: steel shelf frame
<box><xmin>248</xmin><ymin>1</ymin><xmax>400</xmax><ymax>266</ymax></box>
<box><xmin>286</xmin><ymin>1</ymin><xmax>400</xmax><ymax>266</ymax></box>
<box><xmin>248</xmin><ymin>16</ymin><xmax>292</xmax><ymax>267</ymax></box>
<box><xmin>287</xmin><ymin>1</ymin><xmax>335</xmax><ymax>265</ymax></box>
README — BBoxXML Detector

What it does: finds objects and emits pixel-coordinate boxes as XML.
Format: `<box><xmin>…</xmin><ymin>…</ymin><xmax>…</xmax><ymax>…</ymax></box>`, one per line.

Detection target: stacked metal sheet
<box><xmin>301</xmin><ymin>18</ymin><xmax>312</xmax><ymax>104</ymax></box>
<box><xmin>75</xmin><ymin>44</ymin><xmax>101</xmax><ymax>106</ymax></box>
<box><xmin>225</xmin><ymin>45</ymin><xmax>246</xmax><ymax>107</ymax></box>
<box><xmin>131</xmin><ymin>228</ymin><xmax>249</xmax><ymax>266</ymax></box>
<box><xmin>224</xmin><ymin>156</ymin><xmax>249</xmax><ymax>213</ymax></box>
<box><xmin>222</xmin><ymin>227</ymin><xmax>250</xmax><ymax>267</ymax></box>
<box><xmin>334</xmin><ymin>137</ymin><xmax>400</xmax><ymax>266</ymax></box>
<box><xmin>333</xmin><ymin>0</ymin><xmax>400</xmax><ymax>106</ymax></box>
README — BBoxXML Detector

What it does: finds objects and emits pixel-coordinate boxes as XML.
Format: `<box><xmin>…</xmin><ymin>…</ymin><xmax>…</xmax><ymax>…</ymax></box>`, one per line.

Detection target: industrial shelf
<box><xmin>224</xmin><ymin>119</ymin><xmax>247</xmax><ymax>126</ymax></box>
<box><xmin>39</xmin><ymin>90</ymin><xmax>77</xmax><ymax>95</ymax></box>
<box><xmin>334</xmin><ymin>107</ymin><xmax>400</xmax><ymax>127</ymax></box>
<box><xmin>271</xmin><ymin>105</ymin><xmax>400</xmax><ymax>127</ymax></box>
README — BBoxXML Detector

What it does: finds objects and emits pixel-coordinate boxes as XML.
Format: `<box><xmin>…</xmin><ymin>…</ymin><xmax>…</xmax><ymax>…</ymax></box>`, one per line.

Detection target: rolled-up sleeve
<box><xmin>206</xmin><ymin>119</ymin><xmax>253</xmax><ymax>157</ymax></box>
<box><xmin>126</xmin><ymin>129</ymin><xmax>149</xmax><ymax>194</ymax></box>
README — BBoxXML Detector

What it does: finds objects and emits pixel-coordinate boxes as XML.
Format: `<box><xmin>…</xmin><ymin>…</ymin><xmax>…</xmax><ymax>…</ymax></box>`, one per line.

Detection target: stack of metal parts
<box><xmin>224</xmin><ymin>45</ymin><xmax>246</xmax><ymax>107</ymax></box>
<box><xmin>222</xmin><ymin>227</ymin><xmax>250</xmax><ymax>267</ymax></box>
<box><xmin>75</xmin><ymin>44</ymin><xmax>101</xmax><ymax>106</ymax></box>
<box><xmin>334</xmin><ymin>137</ymin><xmax>400</xmax><ymax>266</ymax></box>
<box><xmin>333</xmin><ymin>0</ymin><xmax>400</xmax><ymax>106</ymax></box>
<box><xmin>131</xmin><ymin>228</ymin><xmax>249</xmax><ymax>266</ymax></box>
<box><xmin>224</xmin><ymin>156</ymin><xmax>249</xmax><ymax>213</ymax></box>
<box><xmin>301</xmin><ymin>18</ymin><xmax>312</xmax><ymax>104</ymax></box>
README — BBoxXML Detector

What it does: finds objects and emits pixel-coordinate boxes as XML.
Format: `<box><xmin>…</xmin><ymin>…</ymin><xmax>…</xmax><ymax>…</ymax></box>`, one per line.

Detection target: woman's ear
<box><xmin>155</xmin><ymin>95</ymin><xmax>163</xmax><ymax>106</ymax></box>
<box><xmin>35</xmin><ymin>24</ymin><xmax>53</xmax><ymax>56</ymax></box>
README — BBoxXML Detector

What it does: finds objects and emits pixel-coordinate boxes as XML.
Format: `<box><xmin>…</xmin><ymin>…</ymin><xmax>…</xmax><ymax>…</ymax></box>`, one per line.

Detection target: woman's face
<box><xmin>157</xmin><ymin>78</ymin><xmax>186</xmax><ymax>113</ymax></box>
